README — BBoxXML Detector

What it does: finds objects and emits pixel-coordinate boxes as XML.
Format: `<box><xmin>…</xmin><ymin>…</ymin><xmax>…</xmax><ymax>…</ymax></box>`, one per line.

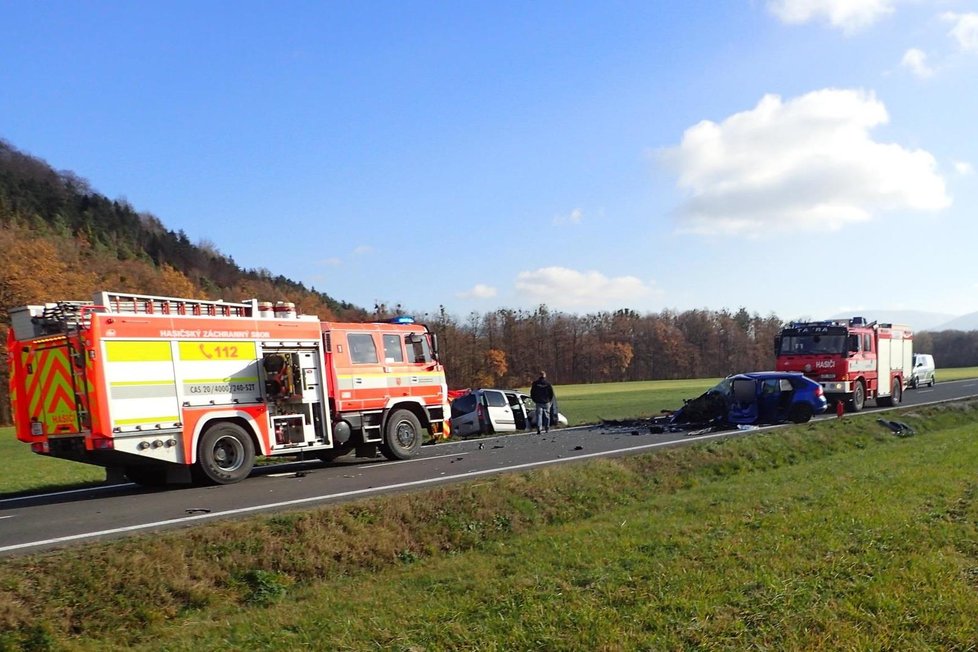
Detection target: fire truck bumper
<box><xmin>820</xmin><ymin>381</ymin><xmax>853</xmax><ymax>403</ymax></box>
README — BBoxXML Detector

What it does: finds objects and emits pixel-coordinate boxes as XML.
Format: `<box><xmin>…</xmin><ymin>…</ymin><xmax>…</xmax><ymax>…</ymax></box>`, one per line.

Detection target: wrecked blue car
<box><xmin>670</xmin><ymin>371</ymin><xmax>828</xmax><ymax>427</ymax></box>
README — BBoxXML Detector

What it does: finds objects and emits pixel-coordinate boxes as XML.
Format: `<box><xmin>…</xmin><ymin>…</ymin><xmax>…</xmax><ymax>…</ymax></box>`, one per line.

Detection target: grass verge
<box><xmin>3</xmin><ymin>400</ymin><xmax>978</xmax><ymax>649</ymax></box>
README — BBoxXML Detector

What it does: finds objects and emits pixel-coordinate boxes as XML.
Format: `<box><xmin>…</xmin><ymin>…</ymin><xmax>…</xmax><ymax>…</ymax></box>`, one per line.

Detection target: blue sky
<box><xmin>2</xmin><ymin>0</ymin><xmax>977</xmax><ymax>322</ymax></box>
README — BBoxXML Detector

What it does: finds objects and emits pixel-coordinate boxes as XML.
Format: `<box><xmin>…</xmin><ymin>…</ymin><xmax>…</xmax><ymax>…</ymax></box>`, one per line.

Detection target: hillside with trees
<box><xmin>0</xmin><ymin>139</ymin><xmax>366</xmax><ymax>422</ymax></box>
<box><xmin>0</xmin><ymin>139</ymin><xmax>969</xmax><ymax>422</ymax></box>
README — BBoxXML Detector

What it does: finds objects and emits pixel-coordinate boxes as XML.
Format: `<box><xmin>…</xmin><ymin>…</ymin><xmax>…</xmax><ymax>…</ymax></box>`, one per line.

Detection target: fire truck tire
<box><xmin>848</xmin><ymin>381</ymin><xmax>866</xmax><ymax>412</ymax></box>
<box><xmin>381</xmin><ymin>410</ymin><xmax>423</xmax><ymax>460</ymax></box>
<box><xmin>787</xmin><ymin>403</ymin><xmax>813</xmax><ymax>423</ymax></box>
<box><xmin>878</xmin><ymin>380</ymin><xmax>902</xmax><ymax>407</ymax></box>
<box><xmin>197</xmin><ymin>423</ymin><xmax>255</xmax><ymax>485</ymax></box>
<box><xmin>124</xmin><ymin>464</ymin><xmax>168</xmax><ymax>487</ymax></box>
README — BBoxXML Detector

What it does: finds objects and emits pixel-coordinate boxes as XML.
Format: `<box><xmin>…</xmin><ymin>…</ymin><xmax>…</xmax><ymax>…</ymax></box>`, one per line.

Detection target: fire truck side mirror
<box><xmin>773</xmin><ymin>337</ymin><xmax>780</xmax><ymax>355</ymax></box>
<box><xmin>430</xmin><ymin>333</ymin><xmax>439</xmax><ymax>360</ymax></box>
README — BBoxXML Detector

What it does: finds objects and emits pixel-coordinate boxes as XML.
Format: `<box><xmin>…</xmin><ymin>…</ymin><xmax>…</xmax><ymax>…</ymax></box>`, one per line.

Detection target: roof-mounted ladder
<box><xmin>95</xmin><ymin>291</ymin><xmax>257</xmax><ymax>318</ymax></box>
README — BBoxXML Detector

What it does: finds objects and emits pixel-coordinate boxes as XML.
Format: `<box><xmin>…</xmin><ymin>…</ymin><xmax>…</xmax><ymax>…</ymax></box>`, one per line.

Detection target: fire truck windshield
<box><xmin>778</xmin><ymin>333</ymin><xmax>847</xmax><ymax>355</ymax></box>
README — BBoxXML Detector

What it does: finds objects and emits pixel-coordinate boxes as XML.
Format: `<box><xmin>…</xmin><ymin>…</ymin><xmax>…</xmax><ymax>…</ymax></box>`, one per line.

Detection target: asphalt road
<box><xmin>2</xmin><ymin>378</ymin><xmax>976</xmax><ymax>556</ymax></box>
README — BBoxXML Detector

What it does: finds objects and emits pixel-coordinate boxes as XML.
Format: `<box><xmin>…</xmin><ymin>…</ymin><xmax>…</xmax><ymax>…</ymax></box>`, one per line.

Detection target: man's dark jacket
<box><xmin>530</xmin><ymin>377</ymin><xmax>554</xmax><ymax>404</ymax></box>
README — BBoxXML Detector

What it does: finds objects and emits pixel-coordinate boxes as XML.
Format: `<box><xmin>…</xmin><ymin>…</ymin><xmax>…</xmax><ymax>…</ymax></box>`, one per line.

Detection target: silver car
<box><xmin>450</xmin><ymin>388</ymin><xmax>568</xmax><ymax>437</ymax></box>
<box><xmin>908</xmin><ymin>353</ymin><xmax>936</xmax><ymax>388</ymax></box>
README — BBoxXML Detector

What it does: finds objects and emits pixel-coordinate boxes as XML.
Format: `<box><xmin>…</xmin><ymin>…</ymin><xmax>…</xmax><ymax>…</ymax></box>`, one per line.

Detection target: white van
<box><xmin>909</xmin><ymin>353</ymin><xmax>936</xmax><ymax>388</ymax></box>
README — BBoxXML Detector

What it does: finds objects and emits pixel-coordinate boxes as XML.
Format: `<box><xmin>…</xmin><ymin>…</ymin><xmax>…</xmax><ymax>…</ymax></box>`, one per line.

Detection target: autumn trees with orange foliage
<box><xmin>0</xmin><ymin>140</ymin><xmax>365</xmax><ymax>422</ymax></box>
<box><xmin>427</xmin><ymin>305</ymin><xmax>786</xmax><ymax>390</ymax></box>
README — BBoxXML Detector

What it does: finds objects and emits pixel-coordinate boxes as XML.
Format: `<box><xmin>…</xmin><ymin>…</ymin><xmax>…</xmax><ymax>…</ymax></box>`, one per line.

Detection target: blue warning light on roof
<box><xmin>391</xmin><ymin>316</ymin><xmax>415</xmax><ymax>324</ymax></box>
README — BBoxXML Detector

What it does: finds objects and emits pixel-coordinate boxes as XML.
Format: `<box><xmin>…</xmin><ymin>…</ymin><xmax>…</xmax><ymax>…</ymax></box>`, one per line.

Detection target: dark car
<box><xmin>671</xmin><ymin>371</ymin><xmax>828</xmax><ymax>427</ymax></box>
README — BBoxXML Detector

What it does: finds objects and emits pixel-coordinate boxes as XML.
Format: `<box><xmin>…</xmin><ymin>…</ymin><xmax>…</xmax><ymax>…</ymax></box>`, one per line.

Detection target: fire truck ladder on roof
<box><xmin>95</xmin><ymin>291</ymin><xmax>257</xmax><ymax>318</ymax></box>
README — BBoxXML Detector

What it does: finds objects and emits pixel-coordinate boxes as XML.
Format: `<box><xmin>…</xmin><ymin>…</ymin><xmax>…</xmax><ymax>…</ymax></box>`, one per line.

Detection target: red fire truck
<box><xmin>8</xmin><ymin>291</ymin><xmax>450</xmax><ymax>485</ymax></box>
<box><xmin>775</xmin><ymin>317</ymin><xmax>912</xmax><ymax>412</ymax></box>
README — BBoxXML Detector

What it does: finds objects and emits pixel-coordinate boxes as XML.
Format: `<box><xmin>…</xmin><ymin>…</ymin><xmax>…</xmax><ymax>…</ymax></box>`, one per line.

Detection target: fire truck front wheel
<box><xmin>848</xmin><ymin>381</ymin><xmax>866</xmax><ymax>413</ymax></box>
<box><xmin>197</xmin><ymin>423</ymin><xmax>256</xmax><ymax>485</ymax></box>
<box><xmin>381</xmin><ymin>410</ymin><xmax>424</xmax><ymax>460</ymax></box>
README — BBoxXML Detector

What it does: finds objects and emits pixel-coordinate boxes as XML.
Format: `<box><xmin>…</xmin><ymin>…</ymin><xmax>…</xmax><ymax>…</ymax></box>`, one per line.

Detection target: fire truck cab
<box><xmin>775</xmin><ymin>317</ymin><xmax>912</xmax><ymax>412</ymax></box>
<box><xmin>7</xmin><ymin>291</ymin><xmax>449</xmax><ymax>486</ymax></box>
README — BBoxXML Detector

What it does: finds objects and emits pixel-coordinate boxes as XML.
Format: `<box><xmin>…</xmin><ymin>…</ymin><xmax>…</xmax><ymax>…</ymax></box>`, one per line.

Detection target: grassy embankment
<box><xmin>3</xmin><ymin>394</ymin><xmax>978</xmax><ymax>648</ymax></box>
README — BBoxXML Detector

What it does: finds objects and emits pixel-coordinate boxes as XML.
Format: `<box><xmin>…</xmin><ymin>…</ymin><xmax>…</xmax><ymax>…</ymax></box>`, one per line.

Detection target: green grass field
<box><xmin>551</xmin><ymin>377</ymin><xmax>719</xmax><ymax>425</ymax></box>
<box><xmin>4</xmin><ymin>401</ymin><xmax>978</xmax><ymax>649</ymax></box>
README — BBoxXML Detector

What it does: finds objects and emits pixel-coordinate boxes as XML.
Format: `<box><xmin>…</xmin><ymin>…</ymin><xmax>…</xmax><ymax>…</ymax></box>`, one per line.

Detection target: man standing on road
<box><xmin>530</xmin><ymin>370</ymin><xmax>555</xmax><ymax>434</ymax></box>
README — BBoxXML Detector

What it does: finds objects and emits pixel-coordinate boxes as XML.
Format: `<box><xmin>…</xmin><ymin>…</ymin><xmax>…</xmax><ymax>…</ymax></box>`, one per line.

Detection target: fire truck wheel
<box><xmin>848</xmin><ymin>381</ymin><xmax>865</xmax><ymax>412</ymax></box>
<box><xmin>878</xmin><ymin>379</ymin><xmax>902</xmax><ymax>407</ymax></box>
<box><xmin>381</xmin><ymin>410</ymin><xmax>423</xmax><ymax>460</ymax></box>
<box><xmin>197</xmin><ymin>423</ymin><xmax>256</xmax><ymax>485</ymax></box>
<box><xmin>891</xmin><ymin>380</ymin><xmax>902</xmax><ymax>404</ymax></box>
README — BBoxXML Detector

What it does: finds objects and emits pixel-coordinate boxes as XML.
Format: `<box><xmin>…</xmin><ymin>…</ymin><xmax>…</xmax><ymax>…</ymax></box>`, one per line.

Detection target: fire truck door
<box><xmin>21</xmin><ymin>339</ymin><xmax>82</xmax><ymax>435</ymax></box>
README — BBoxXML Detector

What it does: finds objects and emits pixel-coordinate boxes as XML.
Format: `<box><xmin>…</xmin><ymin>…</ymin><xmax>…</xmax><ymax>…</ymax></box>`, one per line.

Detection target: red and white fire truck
<box><xmin>775</xmin><ymin>317</ymin><xmax>912</xmax><ymax>412</ymax></box>
<box><xmin>7</xmin><ymin>291</ymin><xmax>450</xmax><ymax>485</ymax></box>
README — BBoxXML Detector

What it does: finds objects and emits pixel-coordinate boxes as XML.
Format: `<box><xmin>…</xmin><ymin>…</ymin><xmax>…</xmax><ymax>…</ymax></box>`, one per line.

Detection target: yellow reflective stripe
<box><xmin>178</xmin><ymin>341</ymin><xmax>257</xmax><ymax>361</ymax></box>
<box><xmin>106</xmin><ymin>341</ymin><xmax>172</xmax><ymax>362</ymax></box>
<box><xmin>114</xmin><ymin>416</ymin><xmax>180</xmax><ymax>425</ymax></box>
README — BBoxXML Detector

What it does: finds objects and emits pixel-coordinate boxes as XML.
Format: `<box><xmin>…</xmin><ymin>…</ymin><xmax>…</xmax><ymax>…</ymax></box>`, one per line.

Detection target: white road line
<box><xmin>0</xmin><ymin>515</ymin><xmax>14</xmax><ymax>520</ymax></box>
<box><xmin>0</xmin><ymin>430</ymin><xmax>732</xmax><ymax>554</ymax></box>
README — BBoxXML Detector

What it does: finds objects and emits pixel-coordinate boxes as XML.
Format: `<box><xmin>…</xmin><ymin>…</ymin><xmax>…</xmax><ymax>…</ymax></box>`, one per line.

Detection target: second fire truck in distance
<box><xmin>8</xmin><ymin>291</ymin><xmax>449</xmax><ymax>486</ymax></box>
<box><xmin>774</xmin><ymin>317</ymin><xmax>912</xmax><ymax>412</ymax></box>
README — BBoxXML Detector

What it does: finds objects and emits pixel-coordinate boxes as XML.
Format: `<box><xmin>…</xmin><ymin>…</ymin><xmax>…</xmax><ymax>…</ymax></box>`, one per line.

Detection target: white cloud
<box><xmin>767</xmin><ymin>0</ymin><xmax>897</xmax><ymax>34</ymax></box>
<box><xmin>954</xmin><ymin>160</ymin><xmax>974</xmax><ymax>176</ymax></box>
<box><xmin>352</xmin><ymin>245</ymin><xmax>373</xmax><ymax>255</ymax></box>
<box><xmin>318</xmin><ymin>257</ymin><xmax>342</xmax><ymax>267</ymax></box>
<box><xmin>901</xmin><ymin>48</ymin><xmax>934</xmax><ymax>78</ymax></box>
<box><xmin>515</xmin><ymin>266</ymin><xmax>659</xmax><ymax>310</ymax></box>
<box><xmin>456</xmin><ymin>284</ymin><xmax>498</xmax><ymax>300</ymax></box>
<box><xmin>659</xmin><ymin>88</ymin><xmax>950</xmax><ymax>236</ymax></box>
<box><xmin>943</xmin><ymin>12</ymin><xmax>978</xmax><ymax>53</ymax></box>
<box><xmin>553</xmin><ymin>208</ymin><xmax>584</xmax><ymax>226</ymax></box>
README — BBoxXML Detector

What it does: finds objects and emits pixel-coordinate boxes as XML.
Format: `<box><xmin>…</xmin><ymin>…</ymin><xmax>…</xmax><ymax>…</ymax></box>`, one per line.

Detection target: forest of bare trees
<box><xmin>418</xmin><ymin>305</ymin><xmax>783</xmax><ymax>389</ymax></box>
<box><xmin>416</xmin><ymin>307</ymin><xmax>975</xmax><ymax>390</ymax></box>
